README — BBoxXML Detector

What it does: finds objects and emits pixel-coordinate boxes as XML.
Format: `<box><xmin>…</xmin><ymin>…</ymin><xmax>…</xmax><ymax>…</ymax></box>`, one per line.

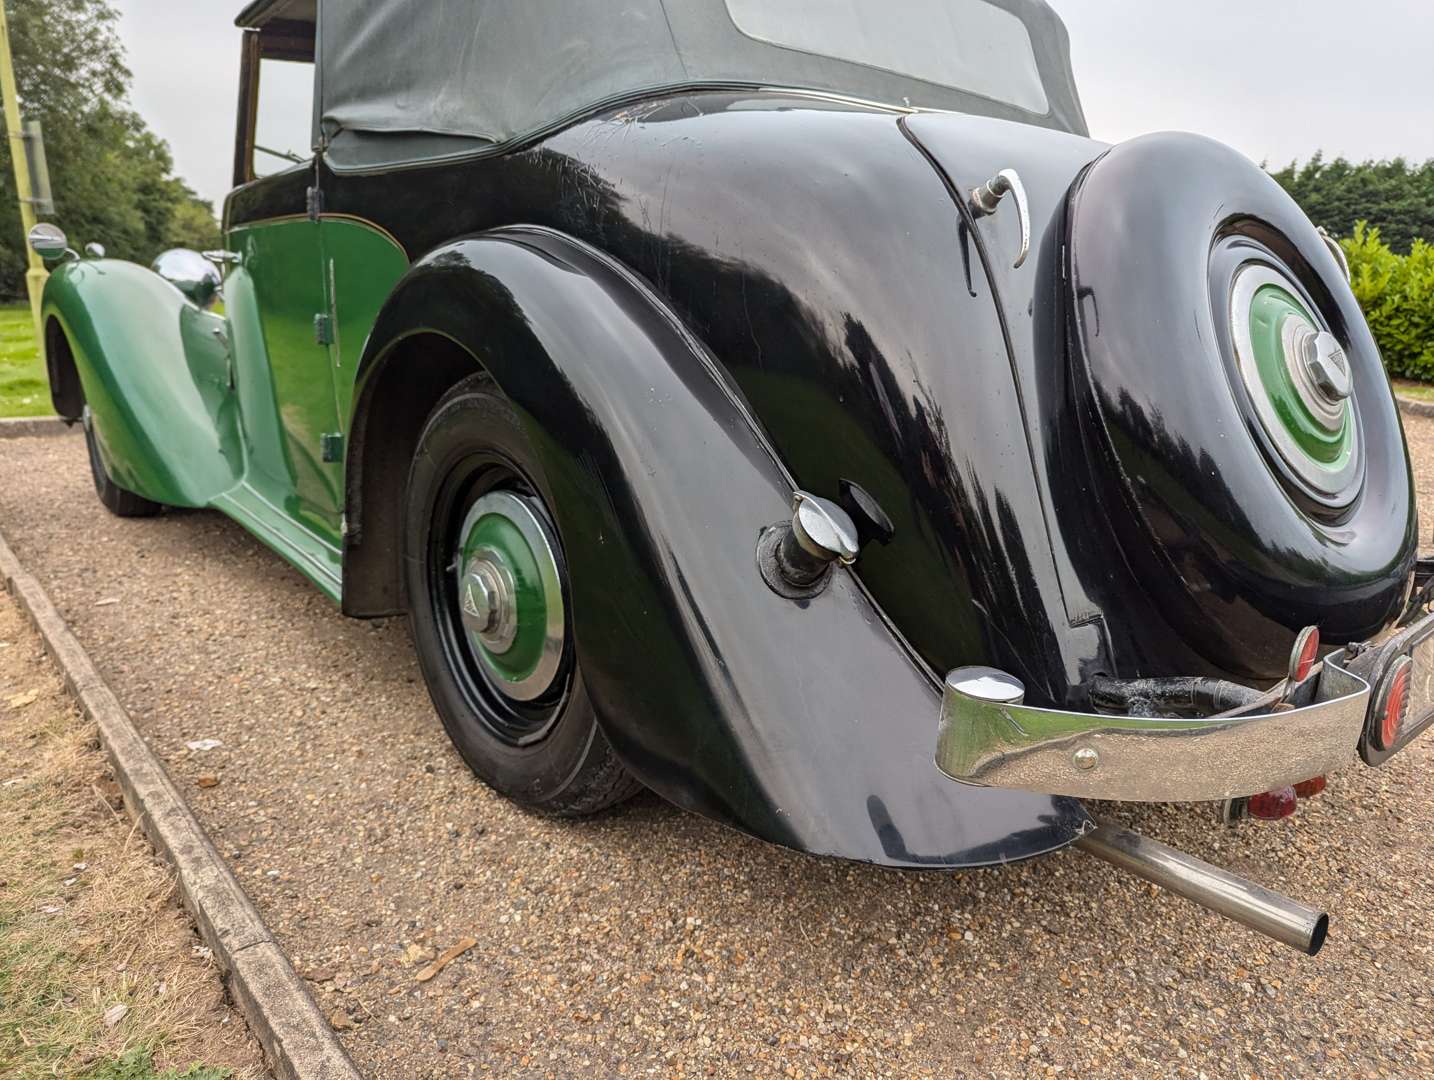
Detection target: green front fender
<box><xmin>42</xmin><ymin>260</ymin><xmax>242</xmax><ymax>508</ymax></box>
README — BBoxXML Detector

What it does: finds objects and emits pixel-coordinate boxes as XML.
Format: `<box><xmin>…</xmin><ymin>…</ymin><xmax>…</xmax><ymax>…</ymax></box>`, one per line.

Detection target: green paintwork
<box><xmin>41</xmin><ymin>261</ymin><xmax>240</xmax><ymax>506</ymax></box>
<box><xmin>1247</xmin><ymin>283</ymin><xmax>1353</xmax><ymax>470</ymax></box>
<box><xmin>232</xmin><ymin>216</ymin><xmax>342</xmax><ymax>540</ymax></box>
<box><xmin>459</xmin><ymin>511</ymin><xmax>553</xmax><ymax>687</ymax></box>
<box><xmin>38</xmin><ymin>214</ymin><xmax>409</xmax><ymax>605</ymax></box>
<box><xmin>322</xmin><ymin>218</ymin><xmax>411</xmax><ymax>423</ymax></box>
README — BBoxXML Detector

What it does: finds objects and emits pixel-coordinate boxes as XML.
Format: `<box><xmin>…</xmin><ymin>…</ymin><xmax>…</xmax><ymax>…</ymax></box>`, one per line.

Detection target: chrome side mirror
<box><xmin>151</xmin><ymin>248</ymin><xmax>222</xmax><ymax>309</ymax></box>
<box><xmin>28</xmin><ymin>222</ymin><xmax>74</xmax><ymax>262</ymax></box>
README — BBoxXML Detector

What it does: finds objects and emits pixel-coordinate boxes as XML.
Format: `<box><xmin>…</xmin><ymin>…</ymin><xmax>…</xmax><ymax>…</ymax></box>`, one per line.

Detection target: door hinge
<box><xmin>306</xmin><ymin>185</ymin><xmax>324</xmax><ymax>221</ymax></box>
<box><xmin>321</xmin><ymin>432</ymin><xmax>344</xmax><ymax>463</ymax></box>
<box><xmin>314</xmin><ymin>313</ymin><xmax>334</xmax><ymax>345</ymax></box>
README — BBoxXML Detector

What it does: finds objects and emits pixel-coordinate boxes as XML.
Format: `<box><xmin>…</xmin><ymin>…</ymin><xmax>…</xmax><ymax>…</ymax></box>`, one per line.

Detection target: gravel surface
<box><xmin>2</xmin><ymin>427</ymin><xmax>1432</xmax><ymax>1078</ymax></box>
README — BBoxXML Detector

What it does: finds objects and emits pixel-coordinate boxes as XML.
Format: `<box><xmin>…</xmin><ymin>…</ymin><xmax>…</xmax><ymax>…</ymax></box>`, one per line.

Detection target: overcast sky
<box><xmin>111</xmin><ymin>0</ymin><xmax>1434</xmax><ymax>209</ymax></box>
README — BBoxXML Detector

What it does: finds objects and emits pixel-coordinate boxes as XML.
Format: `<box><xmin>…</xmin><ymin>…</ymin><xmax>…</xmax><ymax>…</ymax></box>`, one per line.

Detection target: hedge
<box><xmin>1341</xmin><ymin>223</ymin><xmax>1434</xmax><ymax>381</ymax></box>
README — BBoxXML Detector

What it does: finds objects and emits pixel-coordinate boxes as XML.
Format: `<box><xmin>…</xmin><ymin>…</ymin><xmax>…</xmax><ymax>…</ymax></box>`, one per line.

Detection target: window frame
<box><xmin>232</xmin><ymin>19</ymin><xmax>317</xmax><ymax>189</ymax></box>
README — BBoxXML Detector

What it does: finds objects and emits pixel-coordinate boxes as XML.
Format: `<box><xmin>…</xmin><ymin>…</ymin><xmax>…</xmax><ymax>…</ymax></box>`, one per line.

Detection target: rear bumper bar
<box><xmin>936</xmin><ymin>612</ymin><xmax>1434</xmax><ymax>801</ymax></box>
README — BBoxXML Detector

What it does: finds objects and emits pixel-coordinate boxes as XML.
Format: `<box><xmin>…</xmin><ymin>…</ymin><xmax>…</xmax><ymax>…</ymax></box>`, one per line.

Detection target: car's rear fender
<box><xmin>347</xmin><ymin>225</ymin><xmax>1090</xmax><ymax>868</ymax></box>
<box><xmin>40</xmin><ymin>259</ymin><xmax>241</xmax><ymax>507</ymax></box>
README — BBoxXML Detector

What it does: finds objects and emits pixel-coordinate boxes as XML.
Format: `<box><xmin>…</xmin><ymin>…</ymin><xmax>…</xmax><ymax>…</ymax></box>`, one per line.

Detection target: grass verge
<box><xmin>0</xmin><ymin>591</ymin><xmax>263</xmax><ymax>1080</ymax></box>
<box><xmin>1394</xmin><ymin>378</ymin><xmax>1434</xmax><ymax>403</ymax></box>
<box><xmin>0</xmin><ymin>302</ymin><xmax>49</xmax><ymax>419</ymax></box>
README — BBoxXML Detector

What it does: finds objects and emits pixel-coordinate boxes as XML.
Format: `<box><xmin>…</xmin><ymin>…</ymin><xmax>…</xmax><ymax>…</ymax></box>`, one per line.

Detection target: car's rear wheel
<box><xmin>82</xmin><ymin>405</ymin><xmax>162</xmax><ymax>518</ymax></box>
<box><xmin>403</xmin><ymin>373</ymin><xmax>640</xmax><ymax>815</ymax></box>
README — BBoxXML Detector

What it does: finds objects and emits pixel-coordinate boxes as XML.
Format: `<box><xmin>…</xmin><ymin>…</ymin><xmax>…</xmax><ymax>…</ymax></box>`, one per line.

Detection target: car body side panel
<box><xmin>353</xmin><ymin>227</ymin><xmax>1091</xmax><ymax>868</ymax></box>
<box><xmin>320</xmin><ymin>216</ymin><xmax>410</xmax><ymax>422</ymax></box>
<box><xmin>40</xmin><ymin>260</ymin><xmax>241</xmax><ymax>507</ymax></box>
<box><xmin>288</xmin><ymin>92</ymin><xmax>1113</xmax><ymax>706</ymax></box>
<box><xmin>228</xmin><ymin>214</ymin><xmax>344</xmax><ymax>543</ymax></box>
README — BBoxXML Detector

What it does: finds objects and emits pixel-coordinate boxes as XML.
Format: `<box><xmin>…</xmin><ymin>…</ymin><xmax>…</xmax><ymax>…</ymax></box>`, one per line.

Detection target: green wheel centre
<box><xmin>455</xmin><ymin>492</ymin><xmax>565</xmax><ymax>700</ymax></box>
<box><xmin>1246</xmin><ymin>283</ymin><xmax>1352</xmax><ymax>472</ymax></box>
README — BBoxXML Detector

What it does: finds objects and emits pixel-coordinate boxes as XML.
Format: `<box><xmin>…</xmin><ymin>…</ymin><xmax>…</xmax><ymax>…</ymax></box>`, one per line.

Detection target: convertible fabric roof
<box><xmin>236</xmin><ymin>0</ymin><xmax>315</xmax><ymax>28</ymax></box>
<box><xmin>252</xmin><ymin>0</ymin><xmax>1087</xmax><ymax>169</ymax></box>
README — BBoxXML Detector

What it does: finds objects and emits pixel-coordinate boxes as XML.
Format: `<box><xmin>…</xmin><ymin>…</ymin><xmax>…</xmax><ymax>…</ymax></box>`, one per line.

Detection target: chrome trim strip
<box><xmin>935</xmin><ymin>654</ymin><xmax>1370</xmax><ymax>801</ymax></box>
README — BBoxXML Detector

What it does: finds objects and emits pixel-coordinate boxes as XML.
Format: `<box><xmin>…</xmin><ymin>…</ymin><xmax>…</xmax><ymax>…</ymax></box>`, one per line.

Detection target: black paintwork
<box><xmin>223</xmin><ymin>89</ymin><xmax>1413</xmax><ymax>866</ymax></box>
<box><xmin>1066</xmin><ymin>134</ymin><xmax>1416</xmax><ymax>679</ymax></box>
<box><xmin>356</xmin><ymin>227</ymin><xmax>1090</xmax><ymax>866</ymax></box>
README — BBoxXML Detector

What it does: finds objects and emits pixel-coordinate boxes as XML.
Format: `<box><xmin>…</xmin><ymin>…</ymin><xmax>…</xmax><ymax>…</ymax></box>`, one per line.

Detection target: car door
<box><xmin>222</xmin><ymin>26</ymin><xmax>346</xmax><ymax>551</ymax></box>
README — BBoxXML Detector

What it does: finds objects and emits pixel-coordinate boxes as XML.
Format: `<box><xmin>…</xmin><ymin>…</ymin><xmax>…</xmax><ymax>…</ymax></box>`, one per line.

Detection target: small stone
<box><xmin>196</xmin><ymin>775</ymin><xmax>220</xmax><ymax>788</ymax></box>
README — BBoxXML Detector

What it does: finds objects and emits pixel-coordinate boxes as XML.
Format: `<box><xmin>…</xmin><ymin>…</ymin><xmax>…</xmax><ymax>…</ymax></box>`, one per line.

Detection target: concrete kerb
<box><xmin>0</xmin><ymin>415</ymin><xmax>72</xmax><ymax>438</ymax></box>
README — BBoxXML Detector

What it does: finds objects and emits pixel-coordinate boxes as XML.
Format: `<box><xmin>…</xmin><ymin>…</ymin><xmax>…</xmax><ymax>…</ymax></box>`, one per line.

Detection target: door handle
<box><xmin>969</xmin><ymin>169</ymin><xmax>1031</xmax><ymax>270</ymax></box>
<box><xmin>202</xmin><ymin>249</ymin><xmax>242</xmax><ymax>271</ymax></box>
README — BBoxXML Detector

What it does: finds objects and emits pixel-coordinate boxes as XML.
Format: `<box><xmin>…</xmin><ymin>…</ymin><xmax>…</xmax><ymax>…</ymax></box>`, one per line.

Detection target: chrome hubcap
<box><xmin>453</xmin><ymin>490</ymin><xmax>566</xmax><ymax>702</ymax></box>
<box><xmin>1230</xmin><ymin>263</ymin><xmax>1360</xmax><ymax>505</ymax></box>
<box><xmin>459</xmin><ymin>553</ymin><xmax>517</xmax><ymax>653</ymax></box>
<box><xmin>1283</xmin><ymin>320</ymin><xmax>1351</xmax><ymax>430</ymax></box>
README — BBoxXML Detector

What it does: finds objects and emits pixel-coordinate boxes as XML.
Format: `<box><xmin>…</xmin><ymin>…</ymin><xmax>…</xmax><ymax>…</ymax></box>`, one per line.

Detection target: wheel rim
<box><xmin>1230</xmin><ymin>262</ymin><xmax>1361</xmax><ymax>506</ymax></box>
<box><xmin>429</xmin><ymin>458</ymin><xmax>571</xmax><ymax>746</ymax></box>
<box><xmin>453</xmin><ymin>490</ymin><xmax>566</xmax><ymax>702</ymax></box>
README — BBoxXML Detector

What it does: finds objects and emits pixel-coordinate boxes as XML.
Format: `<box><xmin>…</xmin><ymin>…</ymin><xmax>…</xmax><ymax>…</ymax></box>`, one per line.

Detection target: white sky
<box><xmin>111</xmin><ymin>0</ymin><xmax>1434</xmax><ymax>209</ymax></box>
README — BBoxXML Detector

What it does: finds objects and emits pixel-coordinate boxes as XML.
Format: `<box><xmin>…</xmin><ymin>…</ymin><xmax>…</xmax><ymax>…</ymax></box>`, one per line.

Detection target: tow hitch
<box><xmin>1075</xmin><ymin>821</ymin><xmax>1328</xmax><ymax>955</ymax></box>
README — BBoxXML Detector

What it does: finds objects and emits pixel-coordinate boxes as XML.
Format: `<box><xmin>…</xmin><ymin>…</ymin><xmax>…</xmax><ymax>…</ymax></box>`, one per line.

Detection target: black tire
<box><xmin>403</xmin><ymin>373</ymin><xmax>640</xmax><ymax>815</ymax></box>
<box><xmin>83</xmin><ymin>408</ymin><xmax>163</xmax><ymax>518</ymax></box>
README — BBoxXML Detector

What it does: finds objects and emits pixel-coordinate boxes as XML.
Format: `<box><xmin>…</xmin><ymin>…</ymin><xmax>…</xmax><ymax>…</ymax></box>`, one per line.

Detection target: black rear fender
<box><xmin>347</xmin><ymin>226</ymin><xmax>1088</xmax><ymax>868</ymax></box>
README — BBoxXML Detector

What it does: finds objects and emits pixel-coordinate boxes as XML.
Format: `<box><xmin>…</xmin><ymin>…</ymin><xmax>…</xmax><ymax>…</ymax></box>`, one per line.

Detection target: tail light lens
<box><xmin>1294</xmin><ymin>776</ymin><xmax>1327</xmax><ymax>798</ymax></box>
<box><xmin>1248</xmin><ymin>785</ymin><xmax>1298</xmax><ymax>820</ymax></box>
<box><xmin>1290</xmin><ymin>626</ymin><xmax>1320</xmax><ymax>683</ymax></box>
<box><xmin>1372</xmin><ymin>656</ymin><xmax>1412</xmax><ymax>752</ymax></box>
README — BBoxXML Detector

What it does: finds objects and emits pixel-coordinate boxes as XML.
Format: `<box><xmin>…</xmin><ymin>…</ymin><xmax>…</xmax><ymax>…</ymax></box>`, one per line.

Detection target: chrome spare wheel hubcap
<box><xmin>453</xmin><ymin>490</ymin><xmax>565</xmax><ymax>702</ymax></box>
<box><xmin>1230</xmin><ymin>263</ymin><xmax>1360</xmax><ymax>506</ymax></box>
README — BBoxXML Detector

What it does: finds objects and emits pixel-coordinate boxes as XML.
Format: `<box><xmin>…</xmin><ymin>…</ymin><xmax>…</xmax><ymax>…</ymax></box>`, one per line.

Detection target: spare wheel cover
<box><xmin>1066</xmin><ymin>132</ymin><xmax>1415</xmax><ymax>677</ymax></box>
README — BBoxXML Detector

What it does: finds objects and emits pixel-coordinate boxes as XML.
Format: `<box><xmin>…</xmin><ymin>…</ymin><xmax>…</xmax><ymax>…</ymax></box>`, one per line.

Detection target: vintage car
<box><xmin>30</xmin><ymin>0</ymin><xmax>1434</xmax><ymax>954</ymax></box>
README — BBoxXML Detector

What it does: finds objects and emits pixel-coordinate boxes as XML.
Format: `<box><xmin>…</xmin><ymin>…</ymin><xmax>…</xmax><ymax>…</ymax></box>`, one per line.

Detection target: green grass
<box><xmin>0</xmin><ymin>302</ymin><xmax>51</xmax><ymax>419</ymax></box>
<box><xmin>1393</xmin><ymin>378</ymin><xmax>1434</xmax><ymax>403</ymax></box>
<box><xmin>83</xmin><ymin>1048</ymin><xmax>232</xmax><ymax>1080</ymax></box>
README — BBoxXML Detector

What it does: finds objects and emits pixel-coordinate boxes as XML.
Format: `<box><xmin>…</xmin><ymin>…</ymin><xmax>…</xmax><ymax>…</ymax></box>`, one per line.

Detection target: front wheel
<box><xmin>402</xmin><ymin>374</ymin><xmax>640</xmax><ymax>816</ymax></box>
<box><xmin>83</xmin><ymin>406</ymin><xmax>162</xmax><ymax>518</ymax></box>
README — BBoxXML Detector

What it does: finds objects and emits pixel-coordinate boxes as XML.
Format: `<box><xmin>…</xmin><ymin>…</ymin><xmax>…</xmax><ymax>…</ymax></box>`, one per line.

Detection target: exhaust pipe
<box><xmin>1075</xmin><ymin>821</ymin><xmax>1329</xmax><ymax>955</ymax></box>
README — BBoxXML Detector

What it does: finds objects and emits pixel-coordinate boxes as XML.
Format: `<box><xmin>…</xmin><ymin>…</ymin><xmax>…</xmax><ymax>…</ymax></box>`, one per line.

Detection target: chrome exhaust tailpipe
<box><xmin>1075</xmin><ymin>821</ymin><xmax>1329</xmax><ymax>955</ymax></box>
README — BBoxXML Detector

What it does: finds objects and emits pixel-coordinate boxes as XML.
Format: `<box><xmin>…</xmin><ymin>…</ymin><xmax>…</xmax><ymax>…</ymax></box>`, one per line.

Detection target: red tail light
<box><xmin>1290</xmin><ymin>626</ymin><xmax>1320</xmax><ymax>683</ymax></box>
<box><xmin>1373</xmin><ymin>657</ymin><xmax>1412</xmax><ymax>752</ymax></box>
<box><xmin>1294</xmin><ymin>776</ymin><xmax>1327</xmax><ymax>798</ymax></box>
<box><xmin>1248</xmin><ymin>785</ymin><xmax>1297</xmax><ymax>820</ymax></box>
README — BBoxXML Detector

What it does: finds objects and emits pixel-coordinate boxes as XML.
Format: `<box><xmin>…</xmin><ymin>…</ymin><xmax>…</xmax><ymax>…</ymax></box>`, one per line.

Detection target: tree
<box><xmin>0</xmin><ymin>0</ymin><xmax>219</xmax><ymax>297</ymax></box>
<box><xmin>1269</xmin><ymin>154</ymin><xmax>1434</xmax><ymax>255</ymax></box>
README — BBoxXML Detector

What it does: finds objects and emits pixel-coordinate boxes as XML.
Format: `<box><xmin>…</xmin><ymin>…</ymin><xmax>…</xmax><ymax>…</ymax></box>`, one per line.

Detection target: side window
<box><xmin>254</xmin><ymin>58</ymin><xmax>315</xmax><ymax>178</ymax></box>
<box><xmin>233</xmin><ymin>22</ymin><xmax>317</xmax><ymax>187</ymax></box>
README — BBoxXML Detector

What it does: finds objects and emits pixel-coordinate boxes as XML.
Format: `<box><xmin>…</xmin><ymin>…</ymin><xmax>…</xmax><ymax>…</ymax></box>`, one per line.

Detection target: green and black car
<box><xmin>30</xmin><ymin>0</ymin><xmax>1433</xmax><ymax>954</ymax></box>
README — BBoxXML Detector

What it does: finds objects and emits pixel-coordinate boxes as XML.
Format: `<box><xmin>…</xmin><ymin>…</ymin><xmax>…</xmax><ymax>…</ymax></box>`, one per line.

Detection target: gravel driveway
<box><xmin>2</xmin><ymin>422</ymin><xmax>1432</xmax><ymax>1079</ymax></box>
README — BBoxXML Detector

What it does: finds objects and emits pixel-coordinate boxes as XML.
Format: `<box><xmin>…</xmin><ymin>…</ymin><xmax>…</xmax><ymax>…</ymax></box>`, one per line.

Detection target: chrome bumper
<box><xmin>935</xmin><ymin>648</ymin><xmax>1389</xmax><ymax>802</ymax></box>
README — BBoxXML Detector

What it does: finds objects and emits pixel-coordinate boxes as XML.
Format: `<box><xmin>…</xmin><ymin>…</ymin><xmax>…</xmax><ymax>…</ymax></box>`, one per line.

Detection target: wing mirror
<box><xmin>28</xmin><ymin>222</ymin><xmax>75</xmax><ymax>263</ymax></box>
<box><xmin>151</xmin><ymin>248</ymin><xmax>223</xmax><ymax>309</ymax></box>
